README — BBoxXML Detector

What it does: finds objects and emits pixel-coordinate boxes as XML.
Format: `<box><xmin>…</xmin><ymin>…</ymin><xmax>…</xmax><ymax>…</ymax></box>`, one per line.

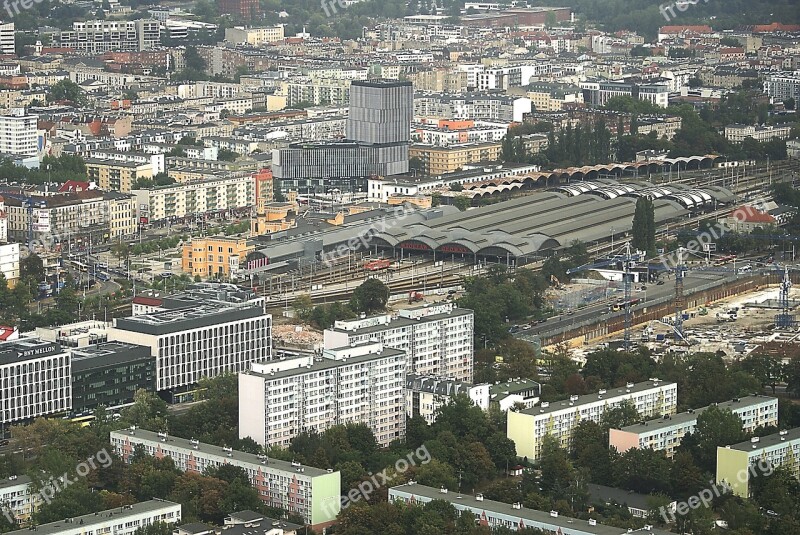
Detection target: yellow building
<box><xmin>251</xmin><ymin>202</ymin><xmax>297</xmax><ymax>236</ymax></box>
<box><xmin>86</xmin><ymin>158</ymin><xmax>153</xmax><ymax>193</ymax></box>
<box><xmin>716</xmin><ymin>428</ymin><xmax>800</xmax><ymax>497</ymax></box>
<box><xmin>410</xmin><ymin>142</ymin><xmax>502</xmax><ymax>176</ymax></box>
<box><xmin>181</xmin><ymin>236</ymin><xmax>252</xmax><ymax>278</ymax></box>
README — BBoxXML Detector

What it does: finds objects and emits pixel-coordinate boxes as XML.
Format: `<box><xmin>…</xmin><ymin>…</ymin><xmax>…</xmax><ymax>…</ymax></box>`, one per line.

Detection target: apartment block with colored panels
<box><xmin>508</xmin><ymin>380</ymin><xmax>677</xmax><ymax>462</ymax></box>
<box><xmin>86</xmin><ymin>158</ymin><xmax>153</xmax><ymax>193</ymax></box>
<box><xmin>716</xmin><ymin>427</ymin><xmax>800</xmax><ymax>497</ymax></box>
<box><xmin>110</xmin><ymin>428</ymin><xmax>340</xmax><ymax>530</ymax></box>
<box><xmin>181</xmin><ymin>236</ymin><xmax>252</xmax><ymax>279</ymax></box>
<box><xmin>610</xmin><ymin>395</ymin><xmax>778</xmax><ymax>458</ymax></box>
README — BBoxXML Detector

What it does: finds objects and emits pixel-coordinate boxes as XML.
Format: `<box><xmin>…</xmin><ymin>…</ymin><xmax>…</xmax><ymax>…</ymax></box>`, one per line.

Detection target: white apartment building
<box><xmin>414</xmin><ymin>93</ymin><xmax>532</xmax><ymax>122</ymax></box>
<box><xmin>279</xmin><ymin>78</ymin><xmax>352</xmax><ymax>107</ymax></box>
<box><xmin>177</xmin><ymin>82</ymin><xmax>243</xmax><ymax>99</ymax></box>
<box><xmin>507</xmin><ymin>379</ymin><xmax>678</xmax><ymax>462</ymax></box>
<box><xmin>0</xmin><ymin>109</ymin><xmax>37</xmax><ymax>156</ymax></box>
<box><xmin>0</xmin><ymin>475</ymin><xmax>41</xmax><ymax>522</ymax></box>
<box><xmin>239</xmin><ymin>342</ymin><xmax>406</xmax><ymax>448</ymax></box>
<box><xmin>717</xmin><ymin>427</ymin><xmax>800</xmax><ymax>497</ymax></box>
<box><xmin>610</xmin><ymin>395</ymin><xmax>779</xmax><ymax>458</ymax></box>
<box><xmin>107</xmin><ymin>303</ymin><xmax>271</xmax><ymax>394</ymax></box>
<box><xmin>323</xmin><ymin>302</ymin><xmax>474</xmax><ymax>382</ymax></box>
<box><xmin>0</xmin><ymin>339</ymin><xmax>71</xmax><ymax>426</ymax></box>
<box><xmin>5</xmin><ymin>500</ymin><xmax>181</xmax><ymax>535</ymax></box>
<box><xmin>57</xmin><ymin>20</ymin><xmax>160</xmax><ymax>53</ymax></box>
<box><xmin>763</xmin><ymin>71</ymin><xmax>800</xmax><ymax>102</ymax></box>
<box><xmin>131</xmin><ymin>174</ymin><xmax>254</xmax><ymax>222</ymax></box>
<box><xmin>412</xmin><ymin>122</ymin><xmax>509</xmax><ymax>146</ymax></box>
<box><xmin>0</xmin><ymin>243</ymin><xmax>19</xmax><ymax>288</ymax></box>
<box><xmin>405</xmin><ymin>374</ymin><xmax>489</xmax><ymax>425</ymax></box>
<box><xmin>0</xmin><ymin>23</ymin><xmax>14</xmax><ymax>55</ymax></box>
<box><xmin>724</xmin><ymin>124</ymin><xmax>793</xmax><ymax>143</ymax></box>
<box><xmin>224</xmin><ymin>26</ymin><xmax>285</xmax><ymax>45</ymax></box>
<box><xmin>89</xmin><ymin>150</ymin><xmax>165</xmax><ymax>175</ymax></box>
<box><xmin>111</xmin><ymin>429</ymin><xmax>340</xmax><ymax>529</ymax></box>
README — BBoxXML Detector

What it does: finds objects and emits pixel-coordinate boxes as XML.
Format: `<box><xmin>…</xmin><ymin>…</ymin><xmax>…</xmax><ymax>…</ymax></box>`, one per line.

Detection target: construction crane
<box><xmin>673</xmin><ymin>247</ymin><xmax>686</xmax><ymax>342</ymax></box>
<box><xmin>776</xmin><ymin>264</ymin><xmax>795</xmax><ymax>329</ymax></box>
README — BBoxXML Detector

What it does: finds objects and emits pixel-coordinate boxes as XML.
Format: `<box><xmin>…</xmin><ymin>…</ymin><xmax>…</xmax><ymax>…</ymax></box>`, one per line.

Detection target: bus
<box><xmin>68</xmin><ymin>415</ymin><xmax>95</xmax><ymax>428</ymax></box>
<box><xmin>68</xmin><ymin>260</ymin><xmax>89</xmax><ymax>272</ymax></box>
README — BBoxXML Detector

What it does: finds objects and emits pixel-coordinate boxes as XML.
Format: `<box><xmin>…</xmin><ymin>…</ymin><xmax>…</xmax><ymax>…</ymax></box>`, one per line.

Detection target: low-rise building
<box><xmin>4</xmin><ymin>500</ymin><xmax>181</xmax><ymax>535</ymax></box>
<box><xmin>724</xmin><ymin>124</ymin><xmax>793</xmax><ymax>143</ymax></box>
<box><xmin>717</xmin><ymin>428</ymin><xmax>800</xmax><ymax>497</ymax></box>
<box><xmin>111</xmin><ymin>429</ymin><xmax>340</xmax><ymax>530</ymax></box>
<box><xmin>239</xmin><ymin>342</ymin><xmax>406</xmax><ymax>448</ymax></box>
<box><xmin>507</xmin><ymin>380</ymin><xmax>677</xmax><ymax>462</ymax></box>
<box><xmin>489</xmin><ymin>378</ymin><xmax>541</xmax><ymax>411</ymax></box>
<box><xmin>86</xmin><ymin>158</ymin><xmax>154</xmax><ymax>193</ymax></box>
<box><xmin>609</xmin><ymin>396</ymin><xmax>779</xmax><ymax>458</ymax></box>
<box><xmin>181</xmin><ymin>236</ymin><xmax>252</xmax><ymax>279</ymax></box>
<box><xmin>388</xmin><ymin>483</ymin><xmax>674</xmax><ymax>535</ymax></box>
<box><xmin>224</xmin><ymin>26</ymin><xmax>285</xmax><ymax>45</ymax></box>
<box><xmin>409</xmin><ymin>142</ymin><xmax>503</xmax><ymax>175</ymax></box>
<box><xmin>405</xmin><ymin>374</ymin><xmax>489</xmax><ymax>424</ymax></box>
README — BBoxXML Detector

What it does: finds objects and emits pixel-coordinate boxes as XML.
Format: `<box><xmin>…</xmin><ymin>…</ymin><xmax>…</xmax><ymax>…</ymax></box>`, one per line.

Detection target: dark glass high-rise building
<box><xmin>273</xmin><ymin>79</ymin><xmax>413</xmax><ymax>193</ymax></box>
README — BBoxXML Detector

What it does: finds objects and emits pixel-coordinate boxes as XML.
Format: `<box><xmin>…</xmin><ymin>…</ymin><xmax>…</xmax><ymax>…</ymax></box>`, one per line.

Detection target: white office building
<box><xmin>507</xmin><ymin>379</ymin><xmax>678</xmax><ymax>462</ymax></box>
<box><xmin>323</xmin><ymin>302</ymin><xmax>474</xmax><ymax>382</ymax></box>
<box><xmin>764</xmin><ymin>72</ymin><xmax>800</xmax><ymax>102</ymax></box>
<box><xmin>110</xmin><ymin>428</ymin><xmax>340</xmax><ymax>530</ymax></box>
<box><xmin>239</xmin><ymin>342</ymin><xmax>406</xmax><ymax>448</ymax></box>
<box><xmin>0</xmin><ymin>109</ymin><xmax>37</xmax><ymax>156</ymax></box>
<box><xmin>107</xmin><ymin>303</ymin><xmax>271</xmax><ymax>396</ymax></box>
<box><xmin>4</xmin><ymin>500</ymin><xmax>181</xmax><ymax>535</ymax></box>
<box><xmin>0</xmin><ymin>339</ymin><xmax>71</xmax><ymax>427</ymax></box>
<box><xmin>610</xmin><ymin>395</ymin><xmax>779</xmax><ymax>458</ymax></box>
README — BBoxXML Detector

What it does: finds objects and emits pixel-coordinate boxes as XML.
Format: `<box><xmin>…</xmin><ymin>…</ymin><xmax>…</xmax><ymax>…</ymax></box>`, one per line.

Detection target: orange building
<box><xmin>181</xmin><ymin>236</ymin><xmax>252</xmax><ymax>279</ymax></box>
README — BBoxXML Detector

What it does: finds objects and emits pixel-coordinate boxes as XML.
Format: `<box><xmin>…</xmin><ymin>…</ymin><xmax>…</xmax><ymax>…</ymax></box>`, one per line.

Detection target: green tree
<box><xmin>453</xmin><ymin>196</ymin><xmax>471</xmax><ymax>211</ymax></box>
<box><xmin>47</xmin><ymin>79</ymin><xmax>87</xmax><ymax>106</ymax></box>
<box><xmin>631</xmin><ymin>197</ymin><xmax>655</xmax><ymax>254</ymax></box>
<box><xmin>349</xmin><ymin>278</ymin><xmax>389</xmax><ymax>314</ymax></box>
<box><xmin>679</xmin><ymin>406</ymin><xmax>746</xmax><ymax>474</ymax></box>
<box><xmin>293</xmin><ymin>293</ymin><xmax>314</xmax><ymax>321</ymax></box>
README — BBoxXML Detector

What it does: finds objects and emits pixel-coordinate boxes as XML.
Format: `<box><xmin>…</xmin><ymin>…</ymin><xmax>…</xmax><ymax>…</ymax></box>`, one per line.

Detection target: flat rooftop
<box><xmin>726</xmin><ymin>427</ymin><xmax>800</xmax><ymax>453</ymax></box>
<box><xmin>112</xmin><ymin>303</ymin><xmax>265</xmax><ymax>336</ymax></box>
<box><xmin>619</xmin><ymin>395</ymin><xmax>777</xmax><ymax>434</ymax></box>
<box><xmin>246</xmin><ymin>347</ymin><xmax>404</xmax><ymax>382</ymax></box>
<box><xmin>71</xmin><ymin>342</ymin><xmax>152</xmax><ymax>373</ymax></box>
<box><xmin>328</xmin><ymin>308</ymin><xmax>473</xmax><ymax>337</ymax></box>
<box><xmin>112</xmin><ymin>428</ymin><xmax>334</xmax><ymax>478</ymax></box>
<box><xmin>4</xmin><ymin>499</ymin><xmax>180</xmax><ymax>535</ymax></box>
<box><xmin>389</xmin><ymin>483</ymin><xmax>673</xmax><ymax>535</ymax></box>
<box><xmin>518</xmin><ymin>380</ymin><xmax>675</xmax><ymax>418</ymax></box>
<box><xmin>0</xmin><ymin>339</ymin><xmax>63</xmax><ymax>365</ymax></box>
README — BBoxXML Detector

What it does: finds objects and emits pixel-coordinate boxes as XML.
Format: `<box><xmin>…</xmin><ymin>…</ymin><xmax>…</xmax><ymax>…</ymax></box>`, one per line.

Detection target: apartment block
<box><xmin>389</xmin><ymin>483</ymin><xmax>673</xmax><ymax>535</ymax></box>
<box><xmin>409</xmin><ymin>142</ymin><xmax>502</xmax><ymax>176</ymax></box>
<box><xmin>507</xmin><ymin>379</ymin><xmax>677</xmax><ymax>462</ymax></box>
<box><xmin>405</xmin><ymin>374</ymin><xmax>489</xmax><ymax>424</ymax></box>
<box><xmin>86</xmin><ymin>158</ymin><xmax>153</xmax><ymax>193</ymax></box>
<box><xmin>56</xmin><ymin>20</ymin><xmax>160</xmax><ymax>53</ymax></box>
<box><xmin>610</xmin><ymin>395</ymin><xmax>778</xmax><ymax>458</ymax></box>
<box><xmin>181</xmin><ymin>236</ymin><xmax>252</xmax><ymax>279</ymax></box>
<box><xmin>763</xmin><ymin>72</ymin><xmax>800</xmax><ymax>102</ymax></box>
<box><xmin>0</xmin><ymin>243</ymin><xmax>19</xmax><ymax>288</ymax></box>
<box><xmin>239</xmin><ymin>342</ymin><xmax>406</xmax><ymax>448</ymax></box>
<box><xmin>323</xmin><ymin>302</ymin><xmax>474</xmax><ymax>382</ymax></box>
<box><xmin>724</xmin><ymin>124</ymin><xmax>793</xmax><ymax>143</ymax></box>
<box><xmin>5</xmin><ymin>500</ymin><xmax>181</xmax><ymax>535</ymax></box>
<box><xmin>224</xmin><ymin>26</ymin><xmax>285</xmax><ymax>45</ymax></box>
<box><xmin>89</xmin><ymin>150</ymin><xmax>165</xmax><ymax>176</ymax></box>
<box><xmin>107</xmin><ymin>303</ymin><xmax>271</xmax><ymax>397</ymax></box>
<box><xmin>0</xmin><ymin>23</ymin><xmax>14</xmax><ymax>56</ymax></box>
<box><xmin>131</xmin><ymin>175</ymin><xmax>255</xmax><ymax>223</ymax></box>
<box><xmin>0</xmin><ymin>109</ymin><xmax>37</xmax><ymax>156</ymax></box>
<box><xmin>0</xmin><ymin>339</ymin><xmax>71</xmax><ymax>428</ymax></box>
<box><xmin>111</xmin><ymin>429</ymin><xmax>340</xmax><ymax>529</ymax></box>
<box><xmin>717</xmin><ymin>428</ymin><xmax>800</xmax><ymax>497</ymax></box>
<box><xmin>70</xmin><ymin>342</ymin><xmax>155</xmax><ymax>415</ymax></box>
<box><xmin>414</xmin><ymin>92</ymin><xmax>532</xmax><ymax>122</ymax></box>
<box><xmin>0</xmin><ymin>475</ymin><xmax>41</xmax><ymax>523</ymax></box>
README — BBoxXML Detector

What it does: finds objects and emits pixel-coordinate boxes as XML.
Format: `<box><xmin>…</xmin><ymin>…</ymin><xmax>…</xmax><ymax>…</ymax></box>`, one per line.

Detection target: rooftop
<box><xmin>245</xmin><ymin>347</ymin><xmax>405</xmax><ymax>382</ymax></box>
<box><xmin>726</xmin><ymin>427</ymin><xmax>800</xmax><ymax>453</ymax></box>
<box><xmin>0</xmin><ymin>339</ymin><xmax>64</xmax><ymax>366</ymax></box>
<box><xmin>112</xmin><ymin>428</ymin><xmax>335</xmax><ymax>478</ymax></box>
<box><xmin>4</xmin><ymin>500</ymin><xmax>181</xmax><ymax>535</ymax></box>
<box><xmin>112</xmin><ymin>303</ymin><xmax>265</xmax><ymax>336</ymax></box>
<box><xmin>71</xmin><ymin>342</ymin><xmax>152</xmax><ymax>373</ymax></box>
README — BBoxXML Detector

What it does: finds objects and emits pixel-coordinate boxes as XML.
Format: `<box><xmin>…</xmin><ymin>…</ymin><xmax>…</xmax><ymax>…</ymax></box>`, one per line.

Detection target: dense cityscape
<box><xmin>0</xmin><ymin>0</ymin><xmax>796</xmax><ymax>534</ymax></box>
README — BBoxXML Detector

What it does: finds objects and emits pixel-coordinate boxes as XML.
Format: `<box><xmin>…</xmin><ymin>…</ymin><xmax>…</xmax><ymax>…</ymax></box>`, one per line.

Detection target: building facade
<box><xmin>507</xmin><ymin>380</ymin><xmax>678</xmax><ymax>462</ymax></box>
<box><xmin>107</xmin><ymin>304</ymin><xmax>271</xmax><ymax>397</ymax></box>
<box><xmin>716</xmin><ymin>428</ymin><xmax>800</xmax><ymax>497</ymax></box>
<box><xmin>0</xmin><ymin>109</ymin><xmax>37</xmax><ymax>156</ymax></box>
<box><xmin>110</xmin><ymin>429</ymin><xmax>340</xmax><ymax>529</ymax></box>
<box><xmin>323</xmin><ymin>302</ymin><xmax>474</xmax><ymax>382</ymax></box>
<box><xmin>181</xmin><ymin>236</ymin><xmax>252</xmax><ymax>279</ymax></box>
<box><xmin>405</xmin><ymin>374</ymin><xmax>489</xmax><ymax>424</ymax></box>
<box><xmin>56</xmin><ymin>20</ymin><xmax>161</xmax><ymax>53</ymax></box>
<box><xmin>239</xmin><ymin>343</ymin><xmax>405</xmax><ymax>448</ymax></box>
<box><xmin>724</xmin><ymin>124</ymin><xmax>792</xmax><ymax>143</ymax></box>
<box><xmin>0</xmin><ymin>475</ymin><xmax>40</xmax><ymax>523</ymax></box>
<box><xmin>5</xmin><ymin>500</ymin><xmax>181</xmax><ymax>535</ymax></box>
<box><xmin>609</xmin><ymin>395</ymin><xmax>779</xmax><ymax>458</ymax></box>
<box><xmin>86</xmin><ymin>158</ymin><xmax>154</xmax><ymax>193</ymax></box>
<box><xmin>409</xmin><ymin>142</ymin><xmax>503</xmax><ymax>175</ymax></box>
<box><xmin>0</xmin><ymin>339</ymin><xmax>71</xmax><ymax>428</ymax></box>
<box><xmin>70</xmin><ymin>342</ymin><xmax>155</xmax><ymax>415</ymax></box>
